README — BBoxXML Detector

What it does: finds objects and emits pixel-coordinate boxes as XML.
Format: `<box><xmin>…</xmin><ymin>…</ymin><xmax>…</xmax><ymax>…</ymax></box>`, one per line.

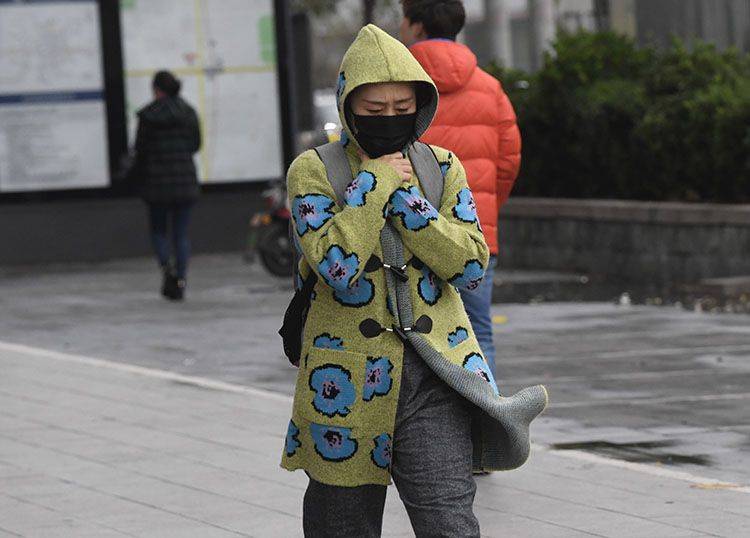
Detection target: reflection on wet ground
<box><xmin>1</xmin><ymin>255</ymin><xmax>748</xmax><ymax>485</ymax></box>
<box><xmin>551</xmin><ymin>440</ymin><xmax>712</xmax><ymax>466</ymax></box>
<box><xmin>492</xmin><ymin>271</ymin><xmax>750</xmax><ymax>314</ymax></box>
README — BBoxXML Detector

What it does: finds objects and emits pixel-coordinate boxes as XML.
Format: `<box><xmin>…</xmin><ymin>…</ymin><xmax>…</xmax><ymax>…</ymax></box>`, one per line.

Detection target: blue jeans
<box><xmin>459</xmin><ymin>255</ymin><xmax>497</xmax><ymax>376</ymax></box>
<box><xmin>148</xmin><ymin>203</ymin><xmax>193</xmax><ymax>279</ymax></box>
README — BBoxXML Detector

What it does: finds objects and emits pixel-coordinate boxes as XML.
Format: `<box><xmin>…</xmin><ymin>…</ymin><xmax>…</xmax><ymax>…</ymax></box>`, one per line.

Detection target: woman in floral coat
<box><xmin>281</xmin><ymin>24</ymin><xmax>547</xmax><ymax>537</ymax></box>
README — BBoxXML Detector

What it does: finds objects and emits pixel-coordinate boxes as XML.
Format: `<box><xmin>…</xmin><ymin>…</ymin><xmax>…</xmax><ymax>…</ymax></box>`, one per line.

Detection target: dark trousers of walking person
<box><xmin>148</xmin><ymin>202</ymin><xmax>193</xmax><ymax>283</ymax></box>
<box><xmin>303</xmin><ymin>345</ymin><xmax>480</xmax><ymax>537</ymax></box>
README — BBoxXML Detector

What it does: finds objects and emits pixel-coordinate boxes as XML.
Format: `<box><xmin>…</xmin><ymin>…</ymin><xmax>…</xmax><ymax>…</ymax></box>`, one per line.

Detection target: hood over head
<box><xmin>138</xmin><ymin>96</ymin><xmax>194</xmax><ymax>127</ymax></box>
<box><xmin>335</xmin><ymin>24</ymin><xmax>438</xmax><ymax>151</ymax></box>
<box><xmin>409</xmin><ymin>40</ymin><xmax>477</xmax><ymax>94</ymax></box>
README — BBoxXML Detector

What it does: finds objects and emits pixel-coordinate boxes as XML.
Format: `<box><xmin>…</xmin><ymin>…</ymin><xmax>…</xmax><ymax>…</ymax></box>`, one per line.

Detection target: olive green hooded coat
<box><xmin>281</xmin><ymin>24</ymin><xmax>547</xmax><ymax>487</ymax></box>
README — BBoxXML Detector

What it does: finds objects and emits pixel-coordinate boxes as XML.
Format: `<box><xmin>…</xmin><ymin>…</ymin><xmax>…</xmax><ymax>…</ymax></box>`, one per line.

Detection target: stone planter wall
<box><xmin>498</xmin><ymin>198</ymin><xmax>750</xmax><ymax>284</ymax></box>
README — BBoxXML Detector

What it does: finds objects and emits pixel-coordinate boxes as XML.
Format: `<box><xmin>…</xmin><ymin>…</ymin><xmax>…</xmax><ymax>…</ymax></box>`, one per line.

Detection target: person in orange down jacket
<box><xmin>400</xmin><ymin>0</ymin><xmax>521</xmax><ymax>377</ymax></box>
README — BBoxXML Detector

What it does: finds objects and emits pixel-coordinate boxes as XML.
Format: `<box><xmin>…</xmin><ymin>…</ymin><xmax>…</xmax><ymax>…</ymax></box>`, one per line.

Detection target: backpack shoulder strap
<box><xmin>292</xmin><ymin>142</ymin><xmax>352</xmax><ymax>288</ymax></box>
<box><xmin>314</xmin><ymin>142</ymin><xmax>353</xmax><ymax>205</ymax></box>
<box><xmin>409</xmin><ymin>141</ymin><xmax>444</xmax><ymax>208</ymax></box>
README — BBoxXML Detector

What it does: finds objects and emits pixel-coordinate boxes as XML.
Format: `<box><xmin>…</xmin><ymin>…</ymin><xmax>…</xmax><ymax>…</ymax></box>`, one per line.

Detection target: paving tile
<box><xmin>2</xmin><ymin>341</ymin><xmax>749</xmax><ymax>537</ymax></box>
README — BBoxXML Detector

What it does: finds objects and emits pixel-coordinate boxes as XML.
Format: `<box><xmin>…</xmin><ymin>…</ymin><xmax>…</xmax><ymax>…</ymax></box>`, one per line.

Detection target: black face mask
<box><xmin>352</xmin><ymin>112</ymin><xmax>417</xmax><ymax>158</ymax></box>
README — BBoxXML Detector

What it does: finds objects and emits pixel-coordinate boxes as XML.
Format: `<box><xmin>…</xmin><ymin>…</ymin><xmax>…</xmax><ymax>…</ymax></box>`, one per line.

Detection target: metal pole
<box><xmin>274</xmin><ymin>0</ymin><xmax>298</xmax><ymax>169</ymax></box>
<box><xmin>528</xmin><ymin>0</ymin><xmax>555</xmax><ymax>71</ymax></box>
<box><xmin>608</xmin><ymin>0</ymin><xmax>637</xmax><ymax>37</ymax></box>
<box><xmin>593</xmin><ymin>0</ymin><xmax>610</xmax><ymax>31</ymax></box>
<box><xmin>363</xmin><ymin>0</ymin><xmax>376</xmax><ymax>25</ymax></box>
<box><xmin>99</xmin><ymin>0</ymin><xmax>127</xmax><ymax>188</ymax></box>
<box><xmin>485</xmin><ymin>0</ymin><xmax>513</xmax><ymax>67</ymax></box>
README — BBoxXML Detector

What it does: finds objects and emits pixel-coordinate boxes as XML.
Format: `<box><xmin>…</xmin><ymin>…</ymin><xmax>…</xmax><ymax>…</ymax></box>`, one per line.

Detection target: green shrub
<box><xmin>491</xmin><ymin>32</ymin><xmax>750</xmax><ymax>202</ymax></box>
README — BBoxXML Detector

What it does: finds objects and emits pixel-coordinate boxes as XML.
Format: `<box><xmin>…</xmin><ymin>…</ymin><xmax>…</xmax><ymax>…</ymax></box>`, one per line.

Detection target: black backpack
<box><xmin>278</xmin><ymin>141</ymin><xmax>444</xmax><ymax>365</ymax></box>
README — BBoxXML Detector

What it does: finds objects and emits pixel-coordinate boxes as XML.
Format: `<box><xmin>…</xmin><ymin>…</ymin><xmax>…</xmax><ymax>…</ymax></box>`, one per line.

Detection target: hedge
<box><xmin>486</xmin><ymin>32</ymin><xmax>750</xmax><ymax>202</ymax></box>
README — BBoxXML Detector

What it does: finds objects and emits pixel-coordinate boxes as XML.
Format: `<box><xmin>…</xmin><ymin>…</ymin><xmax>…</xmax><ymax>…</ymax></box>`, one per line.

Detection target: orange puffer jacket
<box><xmin>410</xmin><ymin>39</ymin><xmax>521</xmax><ymax>255</ymax></box>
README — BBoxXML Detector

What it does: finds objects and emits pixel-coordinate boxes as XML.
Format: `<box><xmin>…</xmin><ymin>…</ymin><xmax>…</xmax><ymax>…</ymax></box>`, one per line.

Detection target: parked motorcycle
<box><xmin>245</xmin><ymin>182</ymin><xmax>294</xmax><ymax>277</ymax></box>
<box><xmin>247</xmin><ymin>89</ymin><xmax>341</xmax><ymax>277</ymax></box>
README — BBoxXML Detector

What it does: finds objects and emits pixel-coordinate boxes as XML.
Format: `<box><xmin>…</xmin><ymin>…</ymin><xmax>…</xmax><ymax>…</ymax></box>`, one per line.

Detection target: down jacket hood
<box><xmin>409</xmin><ymin>39</ymin><xmax>478</xmax><ymax>94</ymax></box>
<box><xmin>336</xmin><ymin>24</ymin><xmax>438</xmax><ymax>150</ymax></box>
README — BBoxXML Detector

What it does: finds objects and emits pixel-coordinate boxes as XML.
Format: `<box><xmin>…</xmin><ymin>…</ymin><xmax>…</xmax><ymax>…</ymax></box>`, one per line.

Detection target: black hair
<box><xmin>152</xmin><ymin>70</ymin><xmax>181</xmax><ymax>97</ymax></box>
<box><xmin>401</xmin><ymin>0</ymin><xmax>466</xmax><ymax>40</ymax></box>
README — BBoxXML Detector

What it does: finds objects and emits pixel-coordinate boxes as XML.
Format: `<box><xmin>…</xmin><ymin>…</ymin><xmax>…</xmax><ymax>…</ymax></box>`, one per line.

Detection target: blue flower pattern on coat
<box><xmin>318</xmin><ymin>245</ymin><xmax>359</xmax><ymax>291</ymax></box>
<box><xmin>313</xmin><ymin>333</ymin><xmax>345</xmax><ymax>350</ymax></box>
<box><xmin>439</xmin><ymin>153</ymin><xmax>453</xmax><ymax>178</ymax></box>
<box><xmin>389</xmin><ymin>186</ymin><xmax>438</xmax><ymax>231</ymax></box>
<box><xmin>292</xmin><ymin>232</ymin><xmax>303</xmax><ymax>256</ymax></box>
<box><xmin>310</xmin><ymin>423</ymin><xmax>358</xmax><ymax>462</ymax></box>
<box><xmin>333</xmin><ymin>275</ymin><xmax>375</xmax><ymax>307</ymax></box>
<box><xmin>309</xmin><ymin>364</ymin><xmax>356</xmax><ymax>418</ymax></box>
<box><xmin>463</xmin><ymin>353</ymin><xmax>500</xmax><ymax>395</ymax></box>
<box><xmin>453</xmin><ymin>188</ymin><xmax>478</xmax><ymax>223</ymax></box>
<box><xmin>344</xmin><ymin>171</ymin><xmax>377</xmax><ymax>207</ymax></box>
<box><xmin>370</xmin><ymin>433</ymin><xmax>392</xmax><ymax>469</ymax></box>
<box><xmin>292</xmin><ymin>194</ymin><xmax>335</xmax><ymax>236</ymax></box>
<box><xmin>448</xmin><ymin>327</ymin><xmax>469</xmax><ymax>348</ymax></box>
<box><xmin>285</xmin><ymin>420</ymin><xmax>301</xmax><ymax>456</ymax></box>
<box><xmin>418</xmin><ymin>265</ymin><xmax>442</xmax><ymax>305</ymax></box>
<box><xmin>440</xmin><ymin>162</ymin><xmax>450</xmax><ymax>177</ymax></box>
<box><xmin>363</xmin><ymin>357</ymin><xmax>393</xmax><ymax>401</ymax></box>
<box><xmin>449</xmin><ymin>260</ymin><xmax>485</xmax><ymax>291</ymax></box>
<box><xmin>336</xmin><ymin>72</ymin><xmax>346</xmax><ymax>109</ymax></box>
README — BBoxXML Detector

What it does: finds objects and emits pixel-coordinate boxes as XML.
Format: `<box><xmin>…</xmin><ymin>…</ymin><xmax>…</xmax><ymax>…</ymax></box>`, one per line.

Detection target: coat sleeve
<box><xmin>134</xmin><ymin>116</ymin><xmax>149</xmax><ymax>158</ymax></box>
<box><xmin>388</xmin><ymin>150</ymin><xmax>490</xmax><ymax>290</ymax></box>
<box><xmin>129</xmin><ymin>116</ymin><xmax>150</xmax><ymax>182</ymax></box>
<box><xmin>495</xmin><ymin>83</ymin><xmax>521</xmax><ymax>211</ymax></box>
<box><xmin>189</xmin><ymin>109</ymin><xmax>201</xmax><ymax>153</ymax></box>
<box><xmin>288</xmin><ymin>149</ymin><xmax>402</xmax><ymax>291</ymax></box>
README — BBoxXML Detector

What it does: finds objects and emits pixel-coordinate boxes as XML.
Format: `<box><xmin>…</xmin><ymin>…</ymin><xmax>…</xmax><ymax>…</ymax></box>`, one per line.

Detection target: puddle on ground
<box><xmin>551</xmin><ymin>440</ymin><xmax>712</xmax><ymax>466</ymax></box>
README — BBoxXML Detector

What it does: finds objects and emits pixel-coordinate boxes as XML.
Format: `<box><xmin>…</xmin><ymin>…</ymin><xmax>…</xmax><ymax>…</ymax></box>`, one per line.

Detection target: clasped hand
<box><xmin>358</xmin><ymin>149</ymin><xmax>412</xmax><ymax>183</ymax></box>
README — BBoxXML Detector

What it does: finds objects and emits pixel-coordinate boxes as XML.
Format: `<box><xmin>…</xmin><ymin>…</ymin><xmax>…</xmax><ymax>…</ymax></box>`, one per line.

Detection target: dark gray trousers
<box><xmin>303</xmin><ymin>346</ymin><xmax>480</xmax><ymax>537</ymax></box>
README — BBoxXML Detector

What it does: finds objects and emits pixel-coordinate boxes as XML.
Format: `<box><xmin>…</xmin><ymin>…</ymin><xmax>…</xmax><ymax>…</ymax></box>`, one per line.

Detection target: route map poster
<box><xmin>120</xmin><ymin>0</ymin><xmax>283</xmax><ymax>183</ymax></box>
<box><xmin>0</xmin><ymin>0</ymin><xmax>109</xmax><ymax>192</ymax></box>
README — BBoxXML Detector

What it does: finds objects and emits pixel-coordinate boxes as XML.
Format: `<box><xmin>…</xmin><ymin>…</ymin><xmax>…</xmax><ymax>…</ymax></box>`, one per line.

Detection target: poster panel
<box><xmin>120</xmin><ymin>0</ymin><xmax>283</xmax><ymax>183</ymax></box>
<box><xmin>0</xmin><ymin>0</ymin><xmax>109</xmax><ymax>192</ymax></box>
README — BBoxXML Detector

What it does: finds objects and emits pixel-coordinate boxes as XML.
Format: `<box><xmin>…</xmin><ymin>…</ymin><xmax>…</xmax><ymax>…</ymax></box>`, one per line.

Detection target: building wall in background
<box><xmin>307</xmin><ymin>0</ymin><xmax>749</xmax><ymax>85</ymax></box>
<box><xmin>0</xmin><ymin>1</ymin><xmax>294</xmax><ymax>266</ymax></box>
<box><xmin>0</xmin><ymin>189</ymin><xmax>265</xmax><ymax>265</ymax></box>
<box><xmin>557</xmin><ymin>0</ymin><xmax>596</xmax><ymax>31</ymax></box>
<box><xmin>466</xmin><ymin>0</ymin><xmax>595</xmax><ymax>69</ymax></box>
<box><xmin>633</xmin><ymin>0</ymin><xmax>750</xmax><ymax>52</ymax></box>
<box><xmin>609</xmin><ymin>0</ymin><xmax>637</xmax><ymax>36</ymax></box>
<box><xmin>308</xmin><ymin>0</ymin><xmax>400</xmax><ymax>91</ymax></box>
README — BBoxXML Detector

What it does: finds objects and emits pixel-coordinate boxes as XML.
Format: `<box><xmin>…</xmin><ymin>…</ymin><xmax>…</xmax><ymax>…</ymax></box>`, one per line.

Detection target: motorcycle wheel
<box><xmin>258</xmin><ymin>222</ymin><xmax>294</xmax><ymax>277</ymax></box>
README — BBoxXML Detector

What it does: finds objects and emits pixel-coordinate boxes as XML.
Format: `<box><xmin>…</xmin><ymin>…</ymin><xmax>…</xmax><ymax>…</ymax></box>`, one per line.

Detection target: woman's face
<box><xmin>350</xmin><ymin>82</ymin><xmax>417</xmax><ymax>117</ymax></box>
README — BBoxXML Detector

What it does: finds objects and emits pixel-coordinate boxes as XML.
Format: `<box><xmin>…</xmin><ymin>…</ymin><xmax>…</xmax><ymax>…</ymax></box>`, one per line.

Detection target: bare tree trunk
<box><xmin>363</xmin><ymin>0</ymin><xmax>376</xmax><ymax>25</ymax></box>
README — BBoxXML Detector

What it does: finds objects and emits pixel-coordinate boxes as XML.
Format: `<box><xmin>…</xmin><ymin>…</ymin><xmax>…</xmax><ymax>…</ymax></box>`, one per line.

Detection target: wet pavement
<box><xmin>1</xmin><ymin>253</ymin><xmax>749</xmax><ymax>527</ymax></box>
<box><xmin>4</xmin><ymin>341</ymin><xmax>749</xmax><ymax>537</ymax></box>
